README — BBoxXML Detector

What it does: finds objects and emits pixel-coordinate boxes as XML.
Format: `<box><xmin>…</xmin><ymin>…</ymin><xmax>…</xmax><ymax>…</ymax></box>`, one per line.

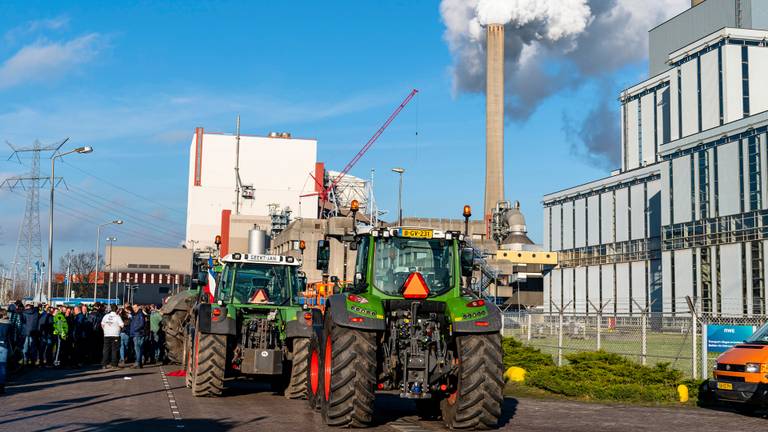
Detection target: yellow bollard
<box><xmin>504</xmin><ymin>366</ymin><xmax>526</xmax><ymax>383</ymax></box>
<box><xmin>677</xmin><ymin>384</ymin><xmax>689</xmax><ymax>403</ymax></box>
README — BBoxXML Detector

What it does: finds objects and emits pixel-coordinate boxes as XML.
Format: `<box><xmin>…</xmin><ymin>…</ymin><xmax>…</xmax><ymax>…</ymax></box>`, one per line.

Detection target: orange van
<box><xmin>703</xmin><ymin>323</ymin><xmax>768</xmax><ymax>409</ymax></box>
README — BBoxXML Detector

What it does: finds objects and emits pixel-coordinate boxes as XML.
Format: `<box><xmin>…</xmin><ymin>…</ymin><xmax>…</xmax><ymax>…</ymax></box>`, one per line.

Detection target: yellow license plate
<box><xmin>717</xmin><ymin>382</ymin><xmax>733</xmax><ymax>390</ymax></box>
<box><xmin>400</xmin><ymin>229</ymin><xmax>433</xmax><ymax>239</ymax></box>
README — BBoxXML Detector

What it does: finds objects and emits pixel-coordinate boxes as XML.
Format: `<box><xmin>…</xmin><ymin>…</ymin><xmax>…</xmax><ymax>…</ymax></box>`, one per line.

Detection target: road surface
<box><xmin>0</xmin><ymin>365</ymin><xmax>765</xmax><ymax>431</ymax></box>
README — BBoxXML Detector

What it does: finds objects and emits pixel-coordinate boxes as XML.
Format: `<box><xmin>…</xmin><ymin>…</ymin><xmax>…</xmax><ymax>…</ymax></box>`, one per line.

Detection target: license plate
<box><xmin>400</xmin><ymin>229</ymin><xmax>433</xmax><ymax>239</ymax></box>
<box><xmin>717</xmin><ymin>382</ymin><xmax>733</xmax><ymax>390</ymax></box>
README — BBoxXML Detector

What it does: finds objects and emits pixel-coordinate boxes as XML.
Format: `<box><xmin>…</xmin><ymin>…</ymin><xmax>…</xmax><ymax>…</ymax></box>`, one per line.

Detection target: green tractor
<box><xmin>184</xmin><ymin>252</ymin><xmax>313</xmax><ymax>398</ymax></box>
<box><xmin>307</xmin><ymin>226</ymin><xmax>504</xmax><ymax>429</ymax></box>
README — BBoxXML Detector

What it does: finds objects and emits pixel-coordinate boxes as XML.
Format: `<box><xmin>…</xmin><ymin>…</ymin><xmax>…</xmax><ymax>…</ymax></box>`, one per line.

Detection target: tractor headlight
<box><xmin>746</xmin><ymin>363</ymin><xmax>761</xmax><ymax>373</ymax></box>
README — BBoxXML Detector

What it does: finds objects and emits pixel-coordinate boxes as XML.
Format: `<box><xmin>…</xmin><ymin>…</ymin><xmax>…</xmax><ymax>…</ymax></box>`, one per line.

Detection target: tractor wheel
<box><xmin>321</xmin><ymin>313</ymin><xmax>377</xmax><ymax>427</ymax></box>
<box><xmin>162</xmin><ymin>310</ymin><xmax>188</xmax><ymax>364</ymax></box>
<box><xmin>441</xmin><ymin>333</ymin><xmax>503</xmax><ymax>430</ymax></box>
<box><xmin>184</xmin><ymin>330</ymin><xmax>194</xmax><ymax>389</ymax></box>
<box><xmin>191</xmin><ymin>321</ymin><xmax>226</xmax><ymax>397</ymax></box>
<box><xmin>306</xmin><ymin>334</ymin><xmax>323</xmax><ymax>411</ymax></box>
<box><xmin>285</xmin><ymin>338</ymin><xmax>310</xmax><ymax>399</ymax></box>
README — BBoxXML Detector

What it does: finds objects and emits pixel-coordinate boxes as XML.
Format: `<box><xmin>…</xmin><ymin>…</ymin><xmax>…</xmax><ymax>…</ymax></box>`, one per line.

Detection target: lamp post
<box><xmin>94</xmin><ymin>219</ymin><xmax>123</xmax><ymax>302</ymax></box>
<box><xmin>106</xmin><ymin>236</ymin><xmax>117</xmax><ymax>303</ymax></box>
<box><xmin>391</xmin><ymin>167</ymin><xmax>405</xmax><ymax>226</ymax></box>
<box><xmin>48</xmin><ymin>145</ymin><xmax>92</xmax><ymax>302</ymax></box>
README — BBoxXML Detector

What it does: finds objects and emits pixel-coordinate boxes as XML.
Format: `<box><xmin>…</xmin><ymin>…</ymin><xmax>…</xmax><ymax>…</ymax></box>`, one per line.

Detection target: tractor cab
<box><xmin>216</xmin><ymin>252</ymin><xmax>304</xmax><ymax>307</ymax></box>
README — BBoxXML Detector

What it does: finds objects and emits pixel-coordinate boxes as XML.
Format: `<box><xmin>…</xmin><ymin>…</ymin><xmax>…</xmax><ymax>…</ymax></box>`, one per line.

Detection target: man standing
<box><xmin>0</xmin><ymin>308</ymin><xmax>10</xmax><ymax>393</ymax></box>
<box><xmin>100</xmin><ymin>304</ymin><xmax>123</xmax><ymax>369</ymax></box>
<box><xmin>129</xmin><ymin>304</ymin><xmax>146</xmax><ymax>368</ymax></box>
<box><xmin>149</xmin><ymin>305</ymin><xmax>163</xmax><ymax>364</ymax></box>
<box><xmin>21</xmin><ymin>303</ymin><xmax>40</xmax><ymax>365</ymax></box>
<box><xmin>52</xmin><ymin>306</ymin><xmax>68</xmax><ymax>367</ymax></box>
<box><xmin>37</xmin><ymin>306</ymin><xmax>54</xmax><ymax>367</ymax></box>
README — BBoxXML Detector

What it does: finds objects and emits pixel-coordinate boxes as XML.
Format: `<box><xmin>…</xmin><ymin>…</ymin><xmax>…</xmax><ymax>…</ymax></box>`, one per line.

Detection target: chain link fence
<box><xmin>502</xmin><ymin>309</ymin><xmax>768</xmax><ymax>379</ymax></box>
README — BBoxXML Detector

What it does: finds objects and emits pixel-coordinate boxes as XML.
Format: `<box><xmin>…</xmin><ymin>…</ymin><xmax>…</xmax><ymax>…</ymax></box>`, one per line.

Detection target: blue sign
<box><xmin>706</xmin><ymin>325</ymin><xmax>756</xmax><ymax>353</ymax></box>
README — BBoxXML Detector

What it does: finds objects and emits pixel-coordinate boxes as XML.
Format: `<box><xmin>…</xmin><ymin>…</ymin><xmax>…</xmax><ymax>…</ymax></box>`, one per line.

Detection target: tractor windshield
<box><xmin>372</xmin><ymin>236</ymin><xmax>454</xmax><ymax>297</ymax></box>
<box><xmin>219</xmin><ymin>262</ymin><xmax>299</xmax><ymax>305</ymax></box>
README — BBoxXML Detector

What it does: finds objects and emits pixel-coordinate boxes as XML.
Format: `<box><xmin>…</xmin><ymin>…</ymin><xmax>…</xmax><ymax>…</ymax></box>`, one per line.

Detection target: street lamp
<box><xmin>391</xmin><ymin>167</ymin><xmax>405</xmax><ymax>226</ymax></box>
<box><xmin>94</xmin><ymin>219</ymin><xmax>123</xmax><ymax>302</ymax></box>
<box><xmin>48</xmin><ymin>144</ymin><xmax>93</xmax><ymax>302</ymax></box>
<box><xmin>106</xmin><ymin>236</ymin><xmax>117</xmax><ymax>303</ymax></box>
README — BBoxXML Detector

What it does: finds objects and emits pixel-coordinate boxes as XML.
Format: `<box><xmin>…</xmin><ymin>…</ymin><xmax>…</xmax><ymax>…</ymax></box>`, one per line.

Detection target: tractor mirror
<box><xmin>460</xmin><ymin>248</ymin><xmax>474</xmax><ymax>277</ymax></box>
<box><xmin>349</xmin><ymin>241</ymin><xmax>358</xmax><ymax>251</ymax></box>
<box><xmin>317</xmin><ymin>240</ymin><xmax>330</xmax><ymax>272</ymax></box>
<box><xmin>330</xmin><ymin>275</ymin><xmax>339</xmax><ymax>283</ymax></box>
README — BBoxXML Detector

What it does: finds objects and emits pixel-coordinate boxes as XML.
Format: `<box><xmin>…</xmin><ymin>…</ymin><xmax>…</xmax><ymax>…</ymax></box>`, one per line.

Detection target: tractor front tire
<box><xmin>321</xmin><ymin>315</ymin><xmax>377</xmax><ymax>427</ymax></box>
<box><xmin>285</xmin><ymin>337</ymin><xmax>310</xmax><ymax>399</ymax></box>
<box><xmin>162</xmin><ymin>310</ymin><xmax>188</xmax><ymax>364</ymax></box>
<box><xmin>441</xmin><ymin>333</ymin><xmax>503</xmax><ymax>430</ymax></box>
<box><xmin>191</xmin><ymin>322</ymin><xmax>226</xmax><ymax>397</ymax></box>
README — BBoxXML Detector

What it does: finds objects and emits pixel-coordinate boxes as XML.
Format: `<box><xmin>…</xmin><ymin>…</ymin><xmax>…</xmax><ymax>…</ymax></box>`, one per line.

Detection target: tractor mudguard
<box><xmin>328</xmin><ymin>294</ymin><xmax>385</xmax><ymax>331</ymax></box>
<box><xmin>285</xmin><ymin>310</ymin><xmax>315</xmax><ymax>339</ymax></box>
<box><xmin>197</xmin><ymin>303</ymin><xmax>236</xmax><ymax>335</ymax></box>
<box><xmin>452</xmin><ymin>304</ymin><xmax>502</xmax><ymax>333</ymax></box>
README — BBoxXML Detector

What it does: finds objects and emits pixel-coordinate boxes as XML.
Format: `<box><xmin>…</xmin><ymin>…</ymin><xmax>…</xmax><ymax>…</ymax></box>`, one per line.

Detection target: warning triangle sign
<box><xmin>250</xmin><ymin>289</ymin><xmax>270</xmax><ymax>304</ymax></box>
<box><xmin>402</xmin><ymin>272</ymin><xmax>429</xmax><ymax>299</ymax></box>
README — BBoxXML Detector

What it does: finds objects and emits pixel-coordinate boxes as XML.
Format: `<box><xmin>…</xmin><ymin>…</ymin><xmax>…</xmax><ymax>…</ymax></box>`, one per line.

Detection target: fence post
<box><xmin>641</xmin><ymin>310</ymin><xmax>647</xmax><ymax>366</ymax></box>
<box><xmin>589</xmin><ymin>300</ymin><xmax>611</xmax><ymax>352</ymax></box>
<box><xmin>701</xmin><ymin>321</ymin><xmax>709</xmax><ymax>380</ymax></box>
<box><xmin>552</xmin><ymin>300</ymin><xmax>572</xmax><ymax>367</ymax></box>
<box><xmin>527</xmin><ymin>313</ymin><xmax>532</xmax><ymax>341</ymax></box>
<box><xmin>686</xmin><ymin>296</ymin><xmax>699</xmax><ymax>380</ymax></box>
<box><xmin>501</xmin><ymin>313</ymin><xmax>505</xmax><ymax>337</ymax></box>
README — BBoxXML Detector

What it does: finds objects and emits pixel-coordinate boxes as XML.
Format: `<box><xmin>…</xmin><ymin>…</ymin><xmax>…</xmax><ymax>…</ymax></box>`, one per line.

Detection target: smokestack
<box><xmin>485</xmin><ymin>23</ymin><xmax>505</xmax><ymax>226</ymax></box>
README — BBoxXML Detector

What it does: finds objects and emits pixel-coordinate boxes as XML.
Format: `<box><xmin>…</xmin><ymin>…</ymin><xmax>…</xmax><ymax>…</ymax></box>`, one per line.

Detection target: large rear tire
<box><xmin>321</xmin><ymin>314</ymin><xmax>377</xmax><ymax>427</ymax></box>
<box><xmin>191</xmin><ymin>320</ymin><xmax>226</xmax><ymax>397</ymax></box>
<box><xmin>441</xmin><ymin>333</ymin><xmax>503</xmax><ymax>430</ymax></box>
<box><xmin>184</xmin><ymin>330</ymin><xmax>194</xmax><ymax>389</ymax></box>
<box><xmin>162</xmin><ymin>310</ymin><xmax>188</xmax><ymax>364</ymax></box>
<box><xmin>285</xmin><ymin>337</ymin><xmax>310</xmax><ymax>399</ymax></box>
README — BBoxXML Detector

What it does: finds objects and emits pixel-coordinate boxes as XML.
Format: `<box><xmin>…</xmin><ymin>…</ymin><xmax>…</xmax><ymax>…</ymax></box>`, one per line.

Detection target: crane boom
<box><xmin>323</xmin><ymin>89</ymin><xmax>418</xmax><ymax>200</ymax></box>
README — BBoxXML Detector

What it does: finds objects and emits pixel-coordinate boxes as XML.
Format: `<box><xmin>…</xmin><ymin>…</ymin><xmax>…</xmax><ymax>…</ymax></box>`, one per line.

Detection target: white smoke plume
<box><xmin>440</xmin><ymin>0</ymin><xmax>689</xmax><ymax>166</ymax></box>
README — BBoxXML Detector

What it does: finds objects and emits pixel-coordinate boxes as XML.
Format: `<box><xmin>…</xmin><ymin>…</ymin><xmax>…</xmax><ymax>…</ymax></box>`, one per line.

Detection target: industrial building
<box><xmin>185</xmin><ymin>127</ymin><xmax>319</xmax><ymax>250</ymax></box>
<box><xmin>543</xmin><ymin>0</ymin><xmax>768</xmax><ymax>316</ymax></box>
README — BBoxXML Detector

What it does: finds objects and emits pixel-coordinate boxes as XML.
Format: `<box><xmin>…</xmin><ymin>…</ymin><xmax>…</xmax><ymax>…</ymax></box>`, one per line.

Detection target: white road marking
<box><xmin>160</xmin><ymin>366</ymin><xmax>184</xmax><ymax>427</ymax></box>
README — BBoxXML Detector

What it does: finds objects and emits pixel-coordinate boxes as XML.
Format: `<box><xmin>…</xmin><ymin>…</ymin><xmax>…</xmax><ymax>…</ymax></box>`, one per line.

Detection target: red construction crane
<box><xmin>305</xmin><ymin>88</ymin><xmax>419</xmax><ymax>214</ymax></box>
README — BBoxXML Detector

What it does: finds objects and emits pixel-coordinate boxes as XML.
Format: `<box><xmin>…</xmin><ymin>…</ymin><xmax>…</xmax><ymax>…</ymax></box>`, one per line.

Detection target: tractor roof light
<box><xmin>299</xmin><ymin>240</ymin><xmax>306</xmax><ymax>251</ymax></box>
<box><xmin>215</xmin><ymin>235</ymin><xmax>222</xmax><ymax>246</ymax></box>
<box><xmin>350</xmin><ymin>199</ymin><xmax>359</xmax><ymax>213</ymax></box>
<box><xmin>463</xmin><ymin>205</ymin><xmax>472</xmax><ymax>218</ymax></box>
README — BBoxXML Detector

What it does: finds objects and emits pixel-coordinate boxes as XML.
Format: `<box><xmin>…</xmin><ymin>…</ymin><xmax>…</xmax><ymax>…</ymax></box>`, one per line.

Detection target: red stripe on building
<box><xmin>314</xmin><ymin>162</ymin><xmax>325</xmax><ymax>193</ymax></box>
<box><xmin>193</xmin><ymin>127</ymin><xmax>204</xmax><ymax>186</ymax></box>
<box><xmin>221</xmin><ymin>209</ymin><xmax>232</xmax><ymax>256</ymax></box>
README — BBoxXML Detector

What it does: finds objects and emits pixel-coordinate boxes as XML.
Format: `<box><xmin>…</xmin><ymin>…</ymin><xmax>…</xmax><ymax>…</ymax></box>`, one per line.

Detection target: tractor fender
<box><xmin>452</xmin><ymin>304</ymin><xmax>502</xmax><ymax>333</ymax></box>
<box><xmin>327</xmin><ymin>294</ymin><xmax>385</xmax><ymax>331</ymax></box>
<box><xmin>197</xmin><ymin>303</ymin><xmax>236</xmax><ymax>335</ymax></box>
<box><xmin>285</xmin><ymin>310</ymin><xmax>316</xmax><ymax>339</ymax></box>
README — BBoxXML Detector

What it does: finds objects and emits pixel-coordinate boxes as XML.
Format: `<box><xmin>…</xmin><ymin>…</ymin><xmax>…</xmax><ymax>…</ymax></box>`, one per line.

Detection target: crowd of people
<box><xmin>0</xmin><ymin>300</ymin><xmax>167</xmax><ymax>393</ymax></box>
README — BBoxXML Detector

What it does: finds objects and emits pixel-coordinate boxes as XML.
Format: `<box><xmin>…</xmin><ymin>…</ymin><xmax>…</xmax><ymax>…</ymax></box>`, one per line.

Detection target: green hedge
<box><xmin>502</xmin><ymin>337</ymin><xmax>554</xmax><ymax>372</ymax></box>
<box><xmin>524</xmin><ymin>351</ymin><xmax>686</xmax><ymax>403</ymax></box>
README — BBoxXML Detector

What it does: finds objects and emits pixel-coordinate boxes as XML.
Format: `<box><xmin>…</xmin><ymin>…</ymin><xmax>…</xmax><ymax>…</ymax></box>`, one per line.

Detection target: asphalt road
<box><xmin>0</xmin><ymin>365</ymin><xmax>766</xmax><ymax>431</ymax></box>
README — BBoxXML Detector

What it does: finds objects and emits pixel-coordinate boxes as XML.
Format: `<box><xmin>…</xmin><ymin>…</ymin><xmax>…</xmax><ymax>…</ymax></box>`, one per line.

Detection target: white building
<box><xmin>185</xmin><ymin>128</ymin><xmax>319</xmax><ymax>250</ymax></box>
<box><xmin>544</xmin><ymin>0</ymin><xmax>768</xmax><ymax>317</ymax></box>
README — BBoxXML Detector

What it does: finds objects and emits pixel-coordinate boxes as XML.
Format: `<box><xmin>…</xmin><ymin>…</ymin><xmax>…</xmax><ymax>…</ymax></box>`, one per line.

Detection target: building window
<box><xmin>692</xmin><ymin>248</ymin><xmax>698</xmax><ymax>300</ymax></box>
<box><xmin>739</xmin><ymin>140</ymin><xmax>746</xmax><ymax>213</ymax></box>
<box><xmin>715</xmin><ymin>246</ymin><xmax>722</xmax><ymax>315</ymax></box>
<box><xmin>718</xmin><ymin>47</ymin><xmax>724</xmax><ymax>125</ymax></box>
<box><xmin>637</xmin><ymin>98</ymin><xmax>643</xmax><ymax>164</ymax></box>
<box><xmin>677</xmin><ymin>68</ymin><xmax>683</xmax><ymax>138</ymax></box>
<box><xmin>742</xmin><ymin>243</ymin><xmax>749</xmax><ymax>315</ymax></box>
<box><xmin>690</xmin><ymin>155</ymin><xmax>696</xmax><ymax>221</ymax></box>
<box><xmin>742</xmin><ymin>46</ymin><xmax>751</xmax><ymax>117</ymax></box>
<box><xmin>697</xmin><ymin>56</ymin><xmax>703</xmax><ymax>132</ymax></box>
<box><xmin>701</xmin><ymin>247</ymin><xmax>712</xmax><ymax>313</ymax></box>
<box><xmin>623</xmin><ymin>103</ymin><xmax>628</xmax><ymax>170</ymax></box>
<box><xmin>670</xmin><ymin>252</ymin><xmax>676</xmax><ymax>314</ymax></box>
<box><xmin>714</xmin><ymin>147</ymin><xmax>720</xmax><ymax>216</ymax></box>
<box><xmin>748</xmin><ymin>136</ymin><xmax>761</xmax><ymax>211</ymax></box>
<box><xmin>698</xmin><ymin>151</ymin><xmax>709</xmax><ymax>219</ymax></box>
<box><xmin>668</xmin><ymin>161</ymin><xmax>675</xmax><ymax>223</ymax></box>
<box><xmin>751</xmin><ymin>241</ymin><xmax>765</xmax><ymax>315</ymax></box>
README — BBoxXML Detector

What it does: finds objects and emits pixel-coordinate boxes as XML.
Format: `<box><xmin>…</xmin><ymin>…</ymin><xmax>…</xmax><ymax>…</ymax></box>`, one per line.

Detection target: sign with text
<box><xmin>706</xmin><ymin>324</ymin><xmax>756</xmax><ymax>353</ymax></box>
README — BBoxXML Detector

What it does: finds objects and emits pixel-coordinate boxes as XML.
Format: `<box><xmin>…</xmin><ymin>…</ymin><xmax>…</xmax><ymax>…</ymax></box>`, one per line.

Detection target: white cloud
<box><xmin>4</xmin><ymin>16</ymin><xmax>70</xmax><ymax>43</ymax></box>
<box><xmin>0</xmin><ymin>33</ymin><xmax>105</xmax><ymax>90</ymax></box>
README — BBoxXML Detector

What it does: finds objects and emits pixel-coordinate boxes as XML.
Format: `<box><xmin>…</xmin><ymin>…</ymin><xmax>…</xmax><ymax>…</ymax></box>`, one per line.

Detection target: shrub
<box><xmin>524</xmin><ymin>351</ymin><xmax>687</xmax><ymax>403</ymax></box>
<box><xmin>502</xmin><ymin>337</ymin><xmax>554</xmax><ymax>373</ymax></box>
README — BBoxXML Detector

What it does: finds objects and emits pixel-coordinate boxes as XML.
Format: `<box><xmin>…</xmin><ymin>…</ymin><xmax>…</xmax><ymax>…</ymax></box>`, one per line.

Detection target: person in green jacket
<box><xmin>53</xmin><ymin>307</ymin><xmax>68</xmax><ymax>367</ymax></box>
<box><xmin>149</xmin><ymin>305</ymin><xmax>163</xmax><ymax>364</ymax></box>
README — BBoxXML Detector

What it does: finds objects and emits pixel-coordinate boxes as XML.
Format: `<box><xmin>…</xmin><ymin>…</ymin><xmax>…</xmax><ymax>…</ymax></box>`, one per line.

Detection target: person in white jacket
<box><xmin>101</xmin><ymin>304</ymin><xmax>124</xmax><ymax>369</ymax></box>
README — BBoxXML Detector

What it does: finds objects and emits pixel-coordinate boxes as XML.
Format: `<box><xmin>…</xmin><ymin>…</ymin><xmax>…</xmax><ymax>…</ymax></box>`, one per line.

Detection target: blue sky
<box><xmin>0</xmin><ymin>1</ymin><xmax>676</xmax><ymax>270</ymax></box>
